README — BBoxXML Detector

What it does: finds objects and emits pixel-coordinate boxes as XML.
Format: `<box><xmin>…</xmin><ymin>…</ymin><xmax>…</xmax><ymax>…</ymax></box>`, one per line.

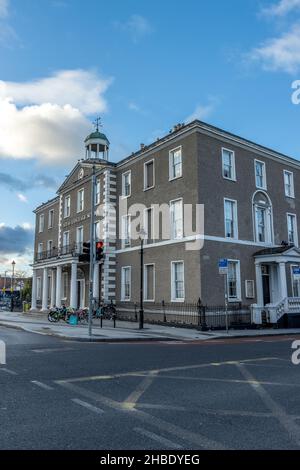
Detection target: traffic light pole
<box><xmin>88</xmin><ymin>165</ymin><xmax>96</xmax><ymax>338</ymax></box>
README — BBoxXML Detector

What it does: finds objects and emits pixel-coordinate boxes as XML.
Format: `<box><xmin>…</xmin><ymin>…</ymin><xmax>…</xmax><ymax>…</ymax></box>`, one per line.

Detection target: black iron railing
<box><xmin>35</xmin><ymin>243</ymin><xmax>84</xmax><ymax>262</ymax></box>
<box><xmin>115</xmin><ymin>300</ymin><xmax>253</xmax><ymax>331</ymax></box>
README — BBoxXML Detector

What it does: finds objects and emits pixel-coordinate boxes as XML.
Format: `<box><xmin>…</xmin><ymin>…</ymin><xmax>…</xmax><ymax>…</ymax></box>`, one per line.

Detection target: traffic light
<box><xmin>96</xmin><ymin>241</ymin><xmax>104</xmax><ymax>261</ymax></box>
<box><xmin>79</xmin><ymin>242</ymin><xmax>90</xmax><ymax>262</ymax></box>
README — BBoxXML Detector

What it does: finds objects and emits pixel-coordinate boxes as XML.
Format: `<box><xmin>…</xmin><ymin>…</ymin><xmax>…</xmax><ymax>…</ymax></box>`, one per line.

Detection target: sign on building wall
<box><xmin>293</xmin><ymin>266</ymin><xmax>300</xmax><ymax>281</ymax></box>
<box><xmin>219</xmin><ymin>259</ymin><xmax>228</xmax><ymax>275</ymax></box>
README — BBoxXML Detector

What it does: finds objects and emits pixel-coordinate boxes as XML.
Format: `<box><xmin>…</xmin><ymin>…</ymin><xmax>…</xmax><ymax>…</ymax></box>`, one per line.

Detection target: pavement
<box><xmin>0</xmin><ymin>326</ymin><xmax>300</xmax><ymax>449</ymax></box>
<box><xmin>0</xmin><ymin>310</ymin><xmax>300</xmax><ymax>342</ymax></box>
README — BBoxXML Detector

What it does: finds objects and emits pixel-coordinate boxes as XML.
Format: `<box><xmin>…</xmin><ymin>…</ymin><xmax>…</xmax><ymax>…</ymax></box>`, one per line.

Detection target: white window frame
<box><xmin>64</xmin><ymin>195</ymin><xmax>71</xmax><ymax>218</ymax></box>
<box><xmin>76</xmin><ymin>226</ymin><xmax>84</xmax><ymax>252</ymax></box>
<box><xmin>77</xmin><ymin>188</ymin><xmax>84</xmax><ymax>213</ymax></box>
<box><xmin>169</xmin><ymin>146</ymin><xmax>182</xmax><ymax>181</ymax></box>
<box><xmin>47</xmin><ymin>240</ymin><xmax>53</xmax><ymax>253</ymax></box>
<box><xmin>284</xmin><ymin>170</ymin><xmax>295</xmax><ymax>198</ymax></box>
<box><xmin>170</xmin><ymin>198</ymin><xmax>183</xmax><ymax>240</ymax></box>
<box><xmin>222</xmin><ymin>148</ymin><xmax>236</xmax><ymax>181</ymax></box>
<box><xmin>254</xmin><ymin>159</ymin><xmax>267</xmax><ymax>190</ymax></box>
<box><xmin>95</xmin><ymin>179</ymin><xmax>101</xmax><ymax>205</ymax></box>
<box><xmin>36</xmin><ymin>277</ymin><xmax>41</xmax><ymax>300</ymax></box>
<box><xmin>144</xmin><ymin>159</ymin><xmax>155</xmax><ymax>191</ymax></box>
<box><xmin>245</xmin><ymin>280</ymin><xmax>255</xmax><ymax>299</ymax></box>
<box><xmin>122</xmin><ymin>170</ymin><xmax>131</xmax><ymax>198</ymax></box>
<box><xmin>63</xmin><ymin>231</ymin><xmax>70</xmax><ymax>247</ymax></box>
<box><xmin>224</xmin><ymin>198</ymin><xmax>238</xmax><ymax>239</ymax></box>
<box><xmin>122</xmin><ymin>214</ymin><xmax>131</xmax><ymax>248</ymax></box>
<box><xmin>227</xmin><ymin>259</ymin><xmax>241</xmax><ymax>302</ymax></box>
<box><xmin>171</xmin><ymin>260</ymin><xmax>185</xmax><ymax>302</ymax></box>
<box><xmin>37</xmin><ymin>242</ymin><xmax>43</xmax><ymax>259</ymax></box>
<box><xmin>48</xmin><ymin>209</ymin><xmax>54</xmax><ymax>229</ymax></box>
<box><xmin>121</xmin><ymin>266</ymin><xmax>131</xmax><ymax>301</ymax></box>
<box><xmin>253</xmin><ymin>193</ymin><xmax>274</xmax><ymax>245</ymax></box>
<box><xmin>144</xmin><ymin>207</ymin><xmax>154</xmax><ymax>244</ymax></box>
<box><xmin>39</xmin><ymin>214</ymin><xmax>44</xmax><ymax>233</ymax></box>
<box><xmin>144</xmin><ymin>263</ymin><xmax>155</xmax><ymax>302</ymax></box>
<box><xmin>287</xmin><ymin>213</ymin><xmax>298</xmax><ymax>246</ymax></box>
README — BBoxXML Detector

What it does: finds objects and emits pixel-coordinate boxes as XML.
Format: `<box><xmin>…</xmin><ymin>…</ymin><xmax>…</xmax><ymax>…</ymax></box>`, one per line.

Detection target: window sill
<box><xmin>143</xmin><ymin>185</ymin><xmax>155</xmax><ymax>192</ymax></box>
<box><xmin>169</xmin><ymin>175</ymin><xmax>183</xmax><ymax>182</ymax></box>
<box><xmin>171</xmin><ymin>298</ymin><xmax>185</xmax><ymax>303</ymax></box>
<box><xmin>223</xmin><ymin>176</ymin><xmax>237</xmax><ymax>182</ymax></box>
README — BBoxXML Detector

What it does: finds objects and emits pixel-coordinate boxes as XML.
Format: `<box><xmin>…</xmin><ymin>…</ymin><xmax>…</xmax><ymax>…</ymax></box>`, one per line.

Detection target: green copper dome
<box><xmin>84</xmin><ymin>131</ymin><xmax>110</xmax><ymax>143</ymax></box>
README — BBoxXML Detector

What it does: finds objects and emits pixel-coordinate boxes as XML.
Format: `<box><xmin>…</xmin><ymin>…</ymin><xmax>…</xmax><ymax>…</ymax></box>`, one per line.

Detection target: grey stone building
<box><xmin>31</xmin><ymin>120</ymin><xmax>300</xmax><ymax>324</ymax></box>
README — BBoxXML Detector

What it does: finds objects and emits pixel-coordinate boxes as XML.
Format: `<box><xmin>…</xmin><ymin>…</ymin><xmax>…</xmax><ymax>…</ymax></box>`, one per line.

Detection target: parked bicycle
<box><xmin>48</xmin><ymin>305</ymin><xmax>74</xmax><ymax>323</ymax></box>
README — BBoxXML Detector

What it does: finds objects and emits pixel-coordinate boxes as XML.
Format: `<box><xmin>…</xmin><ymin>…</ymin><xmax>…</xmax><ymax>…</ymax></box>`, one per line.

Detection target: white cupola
<box><xmin>84</xmin><ymin>118</ymin><xmax>110</xmax><ymax>161</ymax></box>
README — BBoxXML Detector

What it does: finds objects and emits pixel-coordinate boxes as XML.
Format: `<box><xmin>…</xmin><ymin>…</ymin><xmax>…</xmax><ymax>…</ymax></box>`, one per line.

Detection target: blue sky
<box><xmin>1</xmin><ymin>0</ymin><xmax>300</xmax><ymax>273</ymax></box>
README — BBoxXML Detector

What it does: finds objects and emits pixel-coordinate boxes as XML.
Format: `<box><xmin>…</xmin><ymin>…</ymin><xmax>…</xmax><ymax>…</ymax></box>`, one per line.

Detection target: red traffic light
<box><xmin>96</xmin><ymin>241</ymin><xmax>104</xmax><ymax>249</ymax></box>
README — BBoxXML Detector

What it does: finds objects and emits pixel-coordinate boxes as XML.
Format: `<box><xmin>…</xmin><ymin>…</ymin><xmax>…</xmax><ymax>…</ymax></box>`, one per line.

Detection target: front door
<box><xmin>262</xmin><ymin>264</ymin><xmax>271</xmax><ymax>305</ymax></box>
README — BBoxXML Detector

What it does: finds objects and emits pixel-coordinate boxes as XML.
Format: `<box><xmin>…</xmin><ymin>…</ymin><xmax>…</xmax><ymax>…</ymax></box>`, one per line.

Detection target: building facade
<box><xmin>31</xmin><ymin>120</ymin><xmax>300</xmax><ymax>324</ymax></box>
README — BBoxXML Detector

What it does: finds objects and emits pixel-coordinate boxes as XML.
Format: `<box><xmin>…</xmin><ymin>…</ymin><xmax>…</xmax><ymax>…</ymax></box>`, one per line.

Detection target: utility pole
<box><xmin>88</xmin><ymin>165</ymin><xmax>96</xmax><ymax>338</ymax></box>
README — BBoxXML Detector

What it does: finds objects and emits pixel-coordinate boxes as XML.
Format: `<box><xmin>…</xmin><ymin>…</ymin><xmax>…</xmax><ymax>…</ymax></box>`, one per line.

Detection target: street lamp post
<box><xmin>138</xmin><ymin>228</ymin><xmax>147</xmax><ymax>330</ymax></box>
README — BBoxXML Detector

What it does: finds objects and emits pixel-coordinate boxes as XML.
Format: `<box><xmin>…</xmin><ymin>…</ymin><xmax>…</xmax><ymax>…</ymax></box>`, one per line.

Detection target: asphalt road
<box><xmin>0</xmin><ymin>326</ymin><xmax>300</xmax><ymax>450</ymax></box>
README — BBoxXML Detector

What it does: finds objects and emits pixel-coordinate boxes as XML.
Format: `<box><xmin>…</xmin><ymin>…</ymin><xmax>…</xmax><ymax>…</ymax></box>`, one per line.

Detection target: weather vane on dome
<box><xmin>93</xmin><ymin>117</ymin><xmax>102</xmax><ymax>132</ymax></box>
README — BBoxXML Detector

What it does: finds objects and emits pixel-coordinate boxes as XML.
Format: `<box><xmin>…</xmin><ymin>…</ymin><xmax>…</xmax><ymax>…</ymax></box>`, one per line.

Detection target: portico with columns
<box><xmin>252</xmin><ymin>245</ymin><xmax>300</xmax><ymax>324</ymax></box>
<box><xmin>31</xmin><ymin>259</ymin><xmax>102</xmax><ymax>312</ymax></box>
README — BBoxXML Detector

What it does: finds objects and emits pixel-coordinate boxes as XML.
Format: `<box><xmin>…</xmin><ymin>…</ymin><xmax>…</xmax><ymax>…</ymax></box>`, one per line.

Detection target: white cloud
<box><xmin>185</xmin><ymin>101</ymin><xmax>217</xmax><ymax>123</ymax></box>
<box><xmin>0</xmin><ymin>70</ymin><xmax>112</xmax><ymax>165</ymax></box>
<box><xmin>17</xmin><ymin>193</ymin><xmax>28</xmax><ymax>203</ymax></box>
<box><xmin>0</xmin><ymin>0</ymin><xmax>9</xmax><ymax>18</ymax></box>
<box><xmin>114</xmin><ymin>14</ymin><xmax>153</xmax><ymax>42</ymax></box>
<box><xmin>249</xmin><ymin>23</ymin><xmax>300</xmax><ymax>73</ymax></box>
<box><xmin>0</xmin><ymin>69</ymin><xmax>112</xmax><ymax>114</ymax></box>
<box><xmin>261</xmin><ymin>0</ymin><xmax>300</xmax><ymax>16</ymax></box>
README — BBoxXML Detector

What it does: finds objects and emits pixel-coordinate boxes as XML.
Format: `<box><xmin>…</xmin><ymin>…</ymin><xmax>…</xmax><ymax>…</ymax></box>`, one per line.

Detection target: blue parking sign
<box><xmin>219</xmin><ymin>259</ymin><xmax>228</xmax><ymax>275</ymax></box>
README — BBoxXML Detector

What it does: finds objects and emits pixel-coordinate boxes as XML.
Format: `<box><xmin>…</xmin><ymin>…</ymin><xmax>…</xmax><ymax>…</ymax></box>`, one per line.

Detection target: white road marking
<box><xmin>134</xmin><ymin>427</ymin><xmax>182</xmax><ymax>449</ymax></box>
<box><xmin>31</xmin><ymin>348</ymin><xmax>75</xmax><ymax>353</ymax></box>
<box><xmin>71</xmin><ymin>398</ymin><xmax>104</xmax><ymax>414</ymax></box>
<box><xmin>0</xmin><ymin>368</ymin><xmax>17</xmax><ymax>375</ymax></box>
<box><xmin>123</xmin><ymin>371</ymin><xmax>158</xmax><ymax>410</ymax></box>
<box><xmin>57</xmin><ymin>380</ymin><xmax>226</xmax><ymax>450</ymax></box>
<box><xmin>31</xmin><ymin>380</ymin><xmax>54</xmax><ymax>391</ymax></box>
<box><xmin>237</xmin><ymin>363</ymin><xmax>300</xmax><ymax>448</ymax></box>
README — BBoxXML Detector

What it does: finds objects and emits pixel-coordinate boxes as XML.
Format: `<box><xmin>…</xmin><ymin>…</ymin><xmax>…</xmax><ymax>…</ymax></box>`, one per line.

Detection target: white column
<box><xmin>41</xmin><ymin>267</ymin><xmax>48</xmax><ymax>311</ymax></box>
<box><xmin>50</xmin><ymin>269</ymin><xmax>56</xmax><ymax>308</ymax></box>
<box><xmin>70</xmin><ymin>262</ymin><xmax>78</xmax><ymax>309</ymax></box>
<box><xmin>255</xmin><ymin>263</ymin><xmax>264</xmax><ymax>306</ymax></box>
<box><xmin>30</xmin><ymin>269</ymin><xmax>37</xmax><ymax>310</ymax></box>
<box><xmin>93</xmin><ymin>263</ymin><xmax>100</xmax><ymax>301</ymax></box>
<box><xmin>96</xmin><ymin>143</ymin><xmax>99</xmax><ymax>159</ymax></box>
<box><xmin>56</xmin><ymin>265</ymin><xmax>62</xmax><ymax>308</ymax></box>
<box><xmin>279</xmin><ymin>262</ymin><xmax>288</xmax><ymax>299</ymax></box>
